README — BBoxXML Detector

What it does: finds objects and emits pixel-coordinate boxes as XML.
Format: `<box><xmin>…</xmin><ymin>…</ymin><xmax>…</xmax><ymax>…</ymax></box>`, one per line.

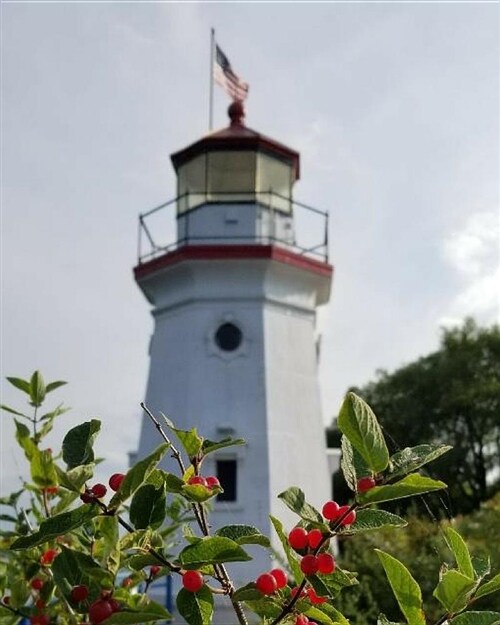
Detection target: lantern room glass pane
<box><xmin>257</xmin><ymin>153</ymin><xmax>293</xmax><ymax>213</ymax></box>
<box><xmin>177</xmin><ymin>153</ymin><xmax>207</xmax><ymax>214</ymax></box>
<box><xmin>208</xmin><ymin>151</ymin><xmax>256</xmax><ymax>201</ymax></box>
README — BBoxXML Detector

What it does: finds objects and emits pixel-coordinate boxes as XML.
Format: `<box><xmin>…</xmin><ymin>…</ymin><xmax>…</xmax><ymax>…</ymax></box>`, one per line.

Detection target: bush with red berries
<box><xmin>1</xmin><ymin>371</ymin><xmax>499</xmax><ymax>625</ymax></box>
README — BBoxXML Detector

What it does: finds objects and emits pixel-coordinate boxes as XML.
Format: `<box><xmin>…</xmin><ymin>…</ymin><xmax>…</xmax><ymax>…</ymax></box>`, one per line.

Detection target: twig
<box><xmin>141</xmin><ymin>403</ymin><xmax>248</xmax><ymax>625</ymax></box>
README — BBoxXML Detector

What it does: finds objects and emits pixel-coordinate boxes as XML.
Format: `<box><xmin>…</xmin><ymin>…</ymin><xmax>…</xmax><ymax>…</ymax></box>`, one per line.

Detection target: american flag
<box><xmin>213</xmin><ymin>44</ymin><xmax>249</xmax><ymax>102</ymax></box>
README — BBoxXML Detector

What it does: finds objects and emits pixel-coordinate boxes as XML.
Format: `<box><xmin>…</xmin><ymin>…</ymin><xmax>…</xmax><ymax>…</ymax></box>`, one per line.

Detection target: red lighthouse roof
<box><xmin>170</xmin><ymin>101</ymin><xmax>300</xmax><ymax>180</ymax></box>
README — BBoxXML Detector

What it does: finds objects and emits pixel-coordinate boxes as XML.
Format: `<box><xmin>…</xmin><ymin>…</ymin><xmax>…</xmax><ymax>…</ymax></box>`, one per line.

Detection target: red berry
<box><xmin>296</xmin><ymin>616</ymin><xmax>309</xmax><ymax>625</ymax></box>
<box><xmin>357</xmin><ymin>476</ymin><xmax>376</xmax><ymax>493</ymax></box>
<box><xmin>108</xmin><ymin>599</ymin><xmax>121</xmax><ymax>613</ymax></box>
<box><xmin>89</xmin><ymin>599</ymin><xmax>113</xmax><ymax>625</ymax></box>
<box><xmin>307</xmin><ymin>529</ymin><xmax>323</xmax><ymax>550</ymax></box>
<box><xmin>150</xmin><ymin>565</ymin><xmax>161</xmax><ymax>577</ymax></box>
<box><xmin>288</xmin><ymin>527</ymin><xmax>308</xmax><ymax>550</ymax></box>
<box><xmin>31</xmin><ymin>578</ymin><xmax>44</xmax><ymax>591</ymax></box>
<box><xmin>122</xmin><ymin>577</ymin><xmax>133</xmax><ymax>588</ymax></box>
<box><xmin>300</xmin><ymin>555</ymin><xmax>319</xmax><ymax>575</ymax></box>
<box><xmin>338</xmin><ymin>506</ymin><xmax>356</xmax><ymax>526</ymax></box>
<box><xmin>80</xmin><ymin>491</ymin><xmax>94</xmax><ymax>504</ymax></box>
<box><xmin>317</xmin><ymin>553</ymin><xmax>335</xmax><ymax>575</ymax></box>
<box><xmin>205</xmin><ymin>476</ymin><xmax>220</xmax><ymax>488</ymax></box>
<box><xmin>290</xmin><ymin>586</ymin><xmax>306</xmax><ymax>600</ymax></box>
<box><xmin>108</xmin><ymin>473</ymin><xmax>125</xmax><ymax>492</ymax></box>
<box><xmin>91</xmin><ymin>484</ymin><xmax>107</xmax><ymax>498</ymax></box>
<box><xmin>187</xmin><ymin>476</ymin><xmax>207</xmax><ymax>487</ymax></box>
<box><xmin>269</xmin><ymin>568</ymin><xmax>287</xmax><ymax>589</ymax></box>
<box><xmin>322</xmin><ymin>500</ymin><xmax>340</xmax><ymax>521</ymax></box>
<box><xmin>44</xmin><ymin>486</ymin><xmax>58</xmax><ymax>496</ymax></box>
<box><xmin>40</xmin><ymin>549</ymin><xmax>58</xmax><ymax>566</ymax></box>
<box><xmin>35</xmin><ymin>599</ymin><xmax>45</xmax><ymax>610</ymax></box>
<box><xmin>182</xmin><ymin>570</ymin><xmax>204</xmax><ymax>593</ymax></box>
<box><xmin>2</xmin><ymin>596</ymin><xmax>10</xmax><ymax>605</ymax></box>
<box><xmin>256</xmin><ymin>573</ymin><xmax>278</xmax><ymax>595</ymax></box>
<box><xmin>31</xmin><ymin>616</ymin><xmax>50</xmax><ymax>625</ymax></box>
<box><xmin>307</xmin><ymin>587</ymin><xmax>327</xmax><ymax>604</ymax></box>
<box><xmin>70</xmin><ymin>585</ymin><xmax>89</xmax><ymax>603</ymax></box>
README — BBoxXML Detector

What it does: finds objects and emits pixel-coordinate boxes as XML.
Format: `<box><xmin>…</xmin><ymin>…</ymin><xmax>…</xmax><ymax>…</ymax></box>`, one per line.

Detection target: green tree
<box><xmin>335</xmin><ymin>319</ymin><xmax>500</xmax><ymax>515</ymax></box>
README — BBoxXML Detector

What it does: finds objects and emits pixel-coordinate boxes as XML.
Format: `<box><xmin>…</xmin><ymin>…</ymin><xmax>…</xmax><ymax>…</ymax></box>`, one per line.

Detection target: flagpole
<box><xmin>209</xmin><ymin>28</ymin><xmax>215</xmax><ymax>131</ymax></box>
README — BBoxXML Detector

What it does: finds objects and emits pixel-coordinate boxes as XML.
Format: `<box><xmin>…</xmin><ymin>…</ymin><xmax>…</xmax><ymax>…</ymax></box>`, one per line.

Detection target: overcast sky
<box><xmin>1</xmin><ymin>2</ymin><xmax>499</xmax><ymax>495</ymax></box>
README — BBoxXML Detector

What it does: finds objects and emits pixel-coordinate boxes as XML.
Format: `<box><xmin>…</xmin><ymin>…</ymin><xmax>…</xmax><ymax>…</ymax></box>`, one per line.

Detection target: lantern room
<box><xmin>170</xmin><ymin>101</ymin><xmax>300</xmax><ymax>246</ymax></box>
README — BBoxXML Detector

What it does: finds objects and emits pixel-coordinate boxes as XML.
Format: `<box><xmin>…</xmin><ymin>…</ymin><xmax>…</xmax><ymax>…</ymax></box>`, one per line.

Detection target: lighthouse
<box><xmin>134</xmin><ymin>101</ymin><xmax>333</xmax><ymax>588</ymax></box>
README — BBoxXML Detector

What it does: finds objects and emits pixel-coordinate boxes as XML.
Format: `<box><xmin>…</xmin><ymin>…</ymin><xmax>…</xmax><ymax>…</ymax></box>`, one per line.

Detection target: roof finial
<box><xmin>228</xmin><ymin>100</ymin><xmax>245</xmax><ymax>127</ymax></box>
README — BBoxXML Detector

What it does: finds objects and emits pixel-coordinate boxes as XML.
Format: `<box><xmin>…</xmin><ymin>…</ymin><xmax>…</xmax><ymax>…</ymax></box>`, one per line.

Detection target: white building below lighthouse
<box><xmin>134</xmin><ymin>101</ymin><xmax>334</xmax><ymax>591</ymax></box>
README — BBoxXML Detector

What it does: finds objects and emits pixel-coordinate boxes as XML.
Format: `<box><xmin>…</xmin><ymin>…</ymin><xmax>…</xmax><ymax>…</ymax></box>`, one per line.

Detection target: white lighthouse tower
<box><xmin>135</xmin><ymin>101</ymin><xmax>333</xmax><ymax>588</ymax></box>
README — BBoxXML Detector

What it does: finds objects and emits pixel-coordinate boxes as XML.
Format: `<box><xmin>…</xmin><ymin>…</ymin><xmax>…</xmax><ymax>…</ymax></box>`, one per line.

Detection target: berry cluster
<box><xmin>255</xmin><ymin>568</ymin><xmax>288</xmax><ymax>595</ymax></box>
<box><xmin>182</xmin><ymin>570</ymin><xmax>204</xmax><ymax>593</ymax></box>
<box><xmin>321</xmin><ymin>501</ymin><xmax>356</xmax><ymax>526</ymax></box>
<box><xmin>88</xmin><ymin>595</ymin><xmax>121</xmax><ymax>625</ymax></box>
<box><xmin>187</xmin><ymin>475</ymin><xmax>220</xmax><ymax>489</ymax></box>
<box><xmin>80</xmin><ymin>483</ymin><xmax>107</xmax><ymax>504</ymax></box>
<box><xmin>80</xmin><ymin>473</ymin><xmax>125</xmax><ymax>505</ymax></box>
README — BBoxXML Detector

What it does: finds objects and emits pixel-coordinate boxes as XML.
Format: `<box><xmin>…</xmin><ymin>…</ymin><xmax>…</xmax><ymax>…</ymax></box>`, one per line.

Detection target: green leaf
<box><xmin>182</xmin><ymin>483</ymin><xmax>217</xmax><ymax>503</ymax></box>
<box><xmin>176</xmin><ymin>586</ymin><xmax>213</xmax><ymax>625</ymax></box>
<box><xmin>433</xmin><ymin>569</ymin><xmax>478</xmax><ymax>613</ymax></box>
<box><xmin>270</xmin><ymin>515</ymin><xmax>303</xmax><ymax>584</ymax></box>
<box><xmin>10</xmin><ymin>504</ymin><xmax>99</xmax><ymax>549</ymax></box>
<box><xmin>29</xmin><ymin>371</ymin><xmax>46</xmax><ymax>407</ymax></box>
<box><xmin>6</xmin><ymin>376</ymin><xmax>31</xmax><ymax>395</ymax></box>
<box><xmin>215</xmin><ymin>524</ymin><xmax>270</xmax><ymax>548</ymax></box>
<box><xmin>475</xmin><ymin>574</ymin><xmax>500</xmax><ymax>600</ymax></box>
<box><xmin>277</xmin><ymin>487</ymin><xmax>324</xmax><ymax>525</ymax></box>
<box><xmin>473</xmin><ymin>556</ymin><xmax>491</xmax><ymax>580</ymax></box>
<box><xmin>40</xmin><ymin>404</ymin><xmax>70</xmax><ymax>422</ymax></box>
<box><xmin>14</xmin><ymin>419</ymin><xmax>37</xmax><ymax>460</ymax></box>
<box><xmin>108</xmin><ymin>443</ymin><xmax>170</xmax><ymax>509</ymax></box>
<box><xmin>376</xmin><ymin>549</ymin><xmax>426</xmax><ymax>625</ymax></box>
<box><xmin>445</xmin><ymin>527</ymin><xmax>475</xmax><ymax>579</ymax></box>
<box><xmin>163</xmin><ymin>417</ymin><xmax>203</xmax><ymax>457</ymax></box>
<box><xmin>378</xmin><ymin>616</ymin><xmax>404</xmax><ymax>625</ymax></box>
<box><xmin>178</xmin><ymin>536</ymin><xmax>251</xmax><ymax>567</ymax></box>
<box><xmin>359</xmin><ymin>473</ymin><xmax>447</xmax><ymax>505</ymax></box>
<box><xmin>93</xmin><ymin>516</ymin><xmax>120</xmax><ymax>574</ymax></box>
<box><xmin>308</xmin><ymin>567</ymin><xmax>358</xmax><ymax>598</ymax></box>
<box><xmin>201</xmin><ymin>436</ymin><xmax>246</xmax><ymax>456</ymax></box>
<box><xmin>45</xmin><ymin>380</ymin><xmax>67</xmax><ymax>393</ymax></box>
<box><xmin>105</xmin><ymin>600</ymin><xmax>171</xmax><ymax>624</ymax></box>
<box><xmin>388</xmin><ymin>444</ymin><xmax>453</xmax><ymax>479</ymax></box>
<box><xmin>127</xmin><ymin>553</ymin><xmax>165</xmax><ymax>570</ymax></box>
<box><xmin>52</xmin><ymin>546</ymin><xmax>112</xmax><ymax>591</ymax></box>
<box><xmin>62</xmin><ymin>419</ymin><xmax>101</xmax><ymax>469</ymax></box>
<box><xmin>340</xmin><ymin>436</ymin><xmax>358</xmax><ymax>491</ymax></box>
<box><xmin>450</xmin><ymin>612</ymin><xmax>500</xmax><ymax>625</ymax></box>
<box><xmin>343</xmin><ymin>509</ymin><xmax>407</xmax><ymax>534</ymax></box>
<box><xmin>129</xmin><ymin>484</ymin><xmax>166</xmax><ymax>530</ymax></box>
<box><xmin>337</xmin><ymin>392</ymin><xmax>389</xmax><ymax>473</ymax></box>
<box><xmin>232</xmin><ymin>582</ymin><xmax>262</xmax><ymax>602</ymax></box>
<box><xmin>163</xmin><ymin>472</ymin><xmax>185</xmax><ymax>493</ymax></box>
<box><xmin>1</xmin><ymin>404</ymin><xmax>29</xmax><ymax>418</ymax></box>
<box><xmin>302</xmin><ymin>605</ymin><xmax>338</xmax><ymax>625</ymax></box>
<box><xmin>30</xmin><ymin>448</ymin><xmax>58</xmax><ymax>488</ymax></box>
<box><xmin>55</xmin><ymin>464</ymin><xmax>95</xmax><ymax>492</ymax></box>
<box><xmin>243</xmin><ymin>597</ymin><xmax>282</xmax><ymax>619</ymax></box>
<box><xmin>304</xmin><ymin>603</ymin><xmax>350</xmax><ymax>625</ymax></box>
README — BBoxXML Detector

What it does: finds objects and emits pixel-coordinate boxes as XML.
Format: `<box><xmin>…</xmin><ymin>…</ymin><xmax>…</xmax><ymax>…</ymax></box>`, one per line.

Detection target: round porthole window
<box><xmin>215</xmin><ymin>322</ymin><xmax>242</xmax><ymax>352</ymax></box>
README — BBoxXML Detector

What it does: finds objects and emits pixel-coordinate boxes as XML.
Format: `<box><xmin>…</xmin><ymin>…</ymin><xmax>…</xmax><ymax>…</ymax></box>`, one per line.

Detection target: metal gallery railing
<box><xmin>137</xmin><ymin>190</ymin><xmax>329</xmax><ymax>265</ymax></box>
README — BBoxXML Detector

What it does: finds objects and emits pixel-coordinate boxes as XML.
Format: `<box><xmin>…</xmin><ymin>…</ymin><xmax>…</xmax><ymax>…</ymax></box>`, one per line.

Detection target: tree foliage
<box><xmin>338</xmin><ymin>319</ymin><xmax>500</xmax><ymax>515</ymax></box>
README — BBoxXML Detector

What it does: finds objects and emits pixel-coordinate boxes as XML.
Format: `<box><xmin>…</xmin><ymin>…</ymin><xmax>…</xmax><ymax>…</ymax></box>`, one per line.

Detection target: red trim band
<box><xmin>134</xmin><ymin>245</ymin><xmax>332</xmax><ymax>280</ymax></box>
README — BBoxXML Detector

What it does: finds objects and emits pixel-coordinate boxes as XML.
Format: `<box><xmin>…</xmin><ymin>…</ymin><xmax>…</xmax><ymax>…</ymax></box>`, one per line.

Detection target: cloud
<box><xmin>441</xmin><ymin>210</ymin><xmax>500</xmax><ymax>324</ymax></box>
